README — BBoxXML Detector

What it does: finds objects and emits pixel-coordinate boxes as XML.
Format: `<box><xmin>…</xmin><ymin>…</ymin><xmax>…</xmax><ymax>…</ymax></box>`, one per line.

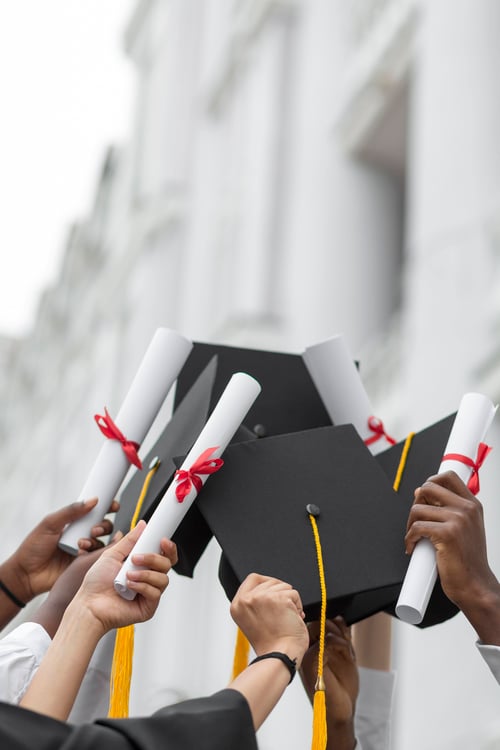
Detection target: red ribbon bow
<box><xmin>175</xmin><ymin>447</ymin><xmax>224</xmax><ymax>502</ymax></box>
<box><xmin>441</xmin><ymin>442</ymin><xmax>492</xmax><ymax>495</ymax></box>
<box><xmin>94</xmin><ymin>408</ymin><xmax>143</xmax><ymax>470</ymax></box>
<box><xmin>364</xmin><ymin>416</ymin><xmax>396</xmax><ymax>447</ymax></box>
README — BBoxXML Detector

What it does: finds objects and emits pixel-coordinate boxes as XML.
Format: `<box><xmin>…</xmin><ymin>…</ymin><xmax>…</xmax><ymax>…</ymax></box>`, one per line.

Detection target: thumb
<box><xmin>45</xmin><ymin>498</ymin><xmax>99</xmax><ymax>532</ymax></box>
<box><xmin>109</xmin><ymin>521</ymin><xmax>146</xmax><ymax>563</ymax></box>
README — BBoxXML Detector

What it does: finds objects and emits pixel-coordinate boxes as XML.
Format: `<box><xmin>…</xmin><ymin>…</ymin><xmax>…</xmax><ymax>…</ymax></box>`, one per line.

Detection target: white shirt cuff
<box><xmin>354</xmin><ymin>667</ymin><xmax>396</xmax><ymax>750</ymax></box>
<box><xmin>476</xmin><ymin>640</ymin><xmax>500</xmax><ymax>684</ymax></box>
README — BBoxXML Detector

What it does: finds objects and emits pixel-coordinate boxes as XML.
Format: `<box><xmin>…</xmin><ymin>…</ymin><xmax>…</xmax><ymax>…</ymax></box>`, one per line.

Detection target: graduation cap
<box><xmin>115</xmin><ymin>356</ymin><xmax>257</xmax><ymax>576</ymax></box>
<box><xmin>194</xmin><ymin>418</ymin><xmax>461</xmax><ymax>628</ymax></box>
<box><xmin>194</xmin><ymin>424</ymin><xmax>409</xmax><ymax>624</ymax></box>
<box><xmin>116</xmin><ymin>335</ymin><xmax>460</xmax><ymax>627</ymax></box>
<box><xmin>115</xmin><ymin>338</ymin><xmax>333</xmax><ymax>577</ymax></box>
<box><xmin>116</xmin><ymin>339</ymin><xmax>333</xmax><ymax>567</ymax></box>
<box><xmin>174</xmin><ymin>342</ymin><xmax>332</xmax><ymax>437</ymax></box>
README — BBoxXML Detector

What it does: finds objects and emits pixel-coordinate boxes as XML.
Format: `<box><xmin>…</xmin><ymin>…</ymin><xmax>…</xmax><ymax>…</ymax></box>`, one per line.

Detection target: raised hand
<box><xmin>405</xmin><ymin>471</ymin><xmax>500</xmax><ymax>644</ymax></box>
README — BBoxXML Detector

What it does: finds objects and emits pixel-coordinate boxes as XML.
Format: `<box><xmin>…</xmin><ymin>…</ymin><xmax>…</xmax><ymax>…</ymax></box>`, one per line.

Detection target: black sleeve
<box><xmin>0</xmin><ymin>690</ymin><xmax>257</xmax><ymax>750</ymax></box>
<box><xmin>0</xmin><ymin>702</ymin><xmax>125</xmax><ymax>750</ymax></box>
<box><xmin>97</xmin><ymin>689</ymin><xmax>258</xmax><ymax>750</ymax></box>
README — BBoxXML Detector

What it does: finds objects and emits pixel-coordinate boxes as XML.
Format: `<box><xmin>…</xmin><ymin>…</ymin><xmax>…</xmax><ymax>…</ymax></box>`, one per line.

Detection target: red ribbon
<box><xmin>175</xmin><ymin>447</ymin><xmax>224</xmax><ymax>502</ymax></box>
<box><xmin>364</xmin><ymin>416</ymin><xmax>396</xmax><ymax>447</ymax></box>
<box><xmin>441</xmin><ymin>442</ymin><xmax>492</xmax><ymax>495</ymax></box>
<box><xmin>94</xmin><ymin>408</ymin><xmax>143</xmax><ymax>470</ymax></box>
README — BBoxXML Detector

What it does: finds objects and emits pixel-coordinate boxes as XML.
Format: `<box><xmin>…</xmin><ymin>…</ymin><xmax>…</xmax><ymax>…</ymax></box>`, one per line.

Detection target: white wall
<box><xmin>1</xmin><ymin>1</ymin><xmax>500</xmax><ymax>748</ymax></box>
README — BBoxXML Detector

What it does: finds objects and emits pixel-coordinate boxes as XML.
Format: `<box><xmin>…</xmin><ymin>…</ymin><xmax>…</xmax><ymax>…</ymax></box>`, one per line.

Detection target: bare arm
<box><xmin>228</xmin><ymin>657</ymin><xmax>293</xmax><ymax>731</ymax></box>
<box><xmin>352</xmin><ymin>612</ymin><xmax>392</xmax><ymax>672</ymax></box>
<box><xmin>228</xmin><ymin>574</ymin><xmax>309</xmax><ymax>731</ymax></box>
<box><xmin>20</xmin><ymin>522</ymin><xmax>177</xmax><ymax>720</ymax></box>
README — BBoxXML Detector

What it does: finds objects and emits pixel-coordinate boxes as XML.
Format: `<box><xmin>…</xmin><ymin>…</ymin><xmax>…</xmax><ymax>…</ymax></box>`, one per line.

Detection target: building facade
<box><xmin>1</xmin><ymin>1</ymin><xmax>500</xmax><ymax>747</ymax></box>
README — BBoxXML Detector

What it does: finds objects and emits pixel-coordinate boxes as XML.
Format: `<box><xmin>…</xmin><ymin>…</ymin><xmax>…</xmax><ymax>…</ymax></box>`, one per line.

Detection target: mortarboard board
<box><xmin>115</xmin><ymin>356</ymin><xmax>257</xmax><ymax>576</ymax></box>
<box><xmin>196</xmin><ymin>424</ymin><xmax>415</xmax><ymax>625</ymax></box>
<box><xmin>198</xmin><ymin>418</ymin><xmax>461</xmax><ymax>627</ymax></box>
<box><xmin>375</xmin><ymin>413</ymin><xmax>460</xmax><ymax>627</ymax></box>
<box><xmin>376</xmin><ymin>413</ymin><xmax>457</xmax><ymax>501</ymax></box>
<box><xmin>116</xmin><ymin>336</ymin><xmax>460</xmax><ymax>627</ymax></box>
<box><xmin>113</xmin><ymin>338</ymin><xmax>331</xmax><ymax>577</ymax></box>
<box><xmin>117</xmin><ymin>338</ymin><xmax>332</xmax><ymax>543</ymax></box>
<box><xmin>174</xmin><ymin>342</ymin><xmax>332</xmax><ymax>437</ymax></box>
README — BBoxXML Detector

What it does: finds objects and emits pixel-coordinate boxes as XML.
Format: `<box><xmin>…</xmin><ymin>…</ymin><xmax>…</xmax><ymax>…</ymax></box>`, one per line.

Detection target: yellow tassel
<box><xmin>311</xmin><ymin>682</ymin><xmax>327</xmax><ymax>750</ymax></box>
<box><xmin>231</xmin><ymin>627</ymin><xmax>251</xmax><ymax>680</ymax></box>
<box><xmin>306</xmin><ymin>430</ymin><xmax>415</xmax><ymax>746</ymax></box>
<box><xmin>308</xmin><ymin>511</ymin><xmax>328</xmax><ymax>750</ymax></box>
<box><xmin>108</xmin><ymin>624</ymin><xmax>135</xmax><ymax>718</ymax></box>
<box><xmin>393</xmin><ymin>432</ymin><xmax>415</xmax><ymax>492</ymax></box>
<box><xmin>108</xmin><ymin>459</ymin><xmax>160</xmax><ymax>718</ymax></box>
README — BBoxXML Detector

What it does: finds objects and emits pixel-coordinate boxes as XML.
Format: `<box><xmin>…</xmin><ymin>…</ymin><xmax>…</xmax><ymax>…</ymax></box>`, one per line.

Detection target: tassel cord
<box><xmin>108</xmin><ymin>460</ymin><xmax>160</xmax><ymax>718</ymax></box>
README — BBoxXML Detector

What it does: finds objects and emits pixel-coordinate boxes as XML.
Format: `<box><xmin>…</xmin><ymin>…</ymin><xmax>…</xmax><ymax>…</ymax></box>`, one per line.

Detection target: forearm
<box><xmin>352</xmin><ymin>613</ymin><xmax>392</xmax><ymax>671</ymax></box>
<box><xmin>31</xmin><ymin>597</ymin><xmax>67</xmax><ymax>639</ymax></box>
<box><xmin>300</xmin><ymin>677</ymin><xmax>356</xmax><ymax>750</ymax></box>
<box><xmin>228</xmin><ymin>658</ymin><xmax>291</xmax><ymax>730</ymax></box>
<box><xmin>325</xmin><ymin>719</ymin><xmax>356</xmax><ymax>750</ymax></box>
<box><xmin>20</xmin><ymin>597</ymin><xmax>104</xmax><ymax>720</ymax></box>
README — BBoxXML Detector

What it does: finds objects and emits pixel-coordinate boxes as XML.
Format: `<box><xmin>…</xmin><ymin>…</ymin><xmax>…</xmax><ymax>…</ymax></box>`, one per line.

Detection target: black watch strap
<box><xmin>249</xmin><ymin>651</ymin><xmax>297</xmax><ymax>683</ymax></box>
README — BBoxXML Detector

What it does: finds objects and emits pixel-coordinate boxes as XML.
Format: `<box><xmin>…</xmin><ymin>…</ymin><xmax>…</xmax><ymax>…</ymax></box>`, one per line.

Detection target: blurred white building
<box><xmin>1</xmin><ymin>0</ymin><xmax>500</xmax><ymax>747</ymax></box>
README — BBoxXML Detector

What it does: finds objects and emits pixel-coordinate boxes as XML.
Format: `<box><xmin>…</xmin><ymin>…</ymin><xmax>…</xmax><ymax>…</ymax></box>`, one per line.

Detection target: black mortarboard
<box><xmin>115</xmin><ymin>356</ymin><xmax>257</xmax><ymax>576</ymax></box>
<box><xmin>196</xmin><ymin>424</ymin><xmax>415</xmax><ymax>625</ymax></box>
<box><xmin>197</xmin><ymin>416</ymin><xmax>462</xmax><ymax>627</ymax></box>
<box><xmin>116</xmin><ymin>336</ymin><xmax>460</xmax><ymax>627</ymax></box>
<box><xmin>375</xmin><ymin>412</ymin><xmax>460</xmax><ymax>627</ymax></box>
<box><xmin>174</xmin><ymin>342</ymin><xmax>332</xmax><ymax>437</ymax></box>
<box><xmin>117</xmin><ymin>339</ymin><xmax>335</xmax><ymax>575</ymax></box>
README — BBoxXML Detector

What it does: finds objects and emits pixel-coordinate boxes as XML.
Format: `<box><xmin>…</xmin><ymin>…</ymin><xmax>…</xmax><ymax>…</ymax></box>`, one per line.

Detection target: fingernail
<box><xmin>93</xmin><ymin>527</ymin><xmax>105</xmax><ymax>536</ymax></box>
<box><xmin>132</xmin><ymin>554</ymin><xmax>145</xmax><ymax>564</ymax></box>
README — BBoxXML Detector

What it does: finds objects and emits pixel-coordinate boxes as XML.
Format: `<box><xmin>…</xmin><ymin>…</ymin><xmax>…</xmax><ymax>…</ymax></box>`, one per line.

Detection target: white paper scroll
<box><xmin>303</xmin><ymin>333</ymin><xmax>391</xmax><ymax>455</ymax></box>
<box><xmin>396</xmin><ymin>392</ymin><xmax>497</xmax><ymax>625</ymax></box>
<box><xmin>59</xmin><ymin>328</ymin><xmax>193</xmax><ymax>555</ymax></box>
<box><xmin>114</xmin><ymin>371</ymin><xmax>262</xmax><ymax>600</ymax></box>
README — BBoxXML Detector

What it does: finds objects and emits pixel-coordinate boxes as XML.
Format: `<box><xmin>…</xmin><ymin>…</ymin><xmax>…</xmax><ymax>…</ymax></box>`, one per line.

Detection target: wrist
<box><xmin>0</xmin><ymin>558</ymin><xmax>33</xmax><ymax>605</ymax></box>
<box><xmin>249</xmin><ymin>652</ymin><xmax>297</xmax><ymax>683</ymax></box>
<box><xmin>254</xmin><ymin>638</ymin><xmax>305</xmax><ymax>669</ymax></box>
<box><xmin>458</xmin><ymin>581</ymin><xmax>500</xmax><ymax>645</ymax></box>
<box><xmin>325</xmin><ymin>719</ymin><xmax>356</xmax><ymax>750</ymax></box>
<box><xmin>64</xmin><ymin>593</ymin><xmax>108</xmax><ymax>642</ymax></box>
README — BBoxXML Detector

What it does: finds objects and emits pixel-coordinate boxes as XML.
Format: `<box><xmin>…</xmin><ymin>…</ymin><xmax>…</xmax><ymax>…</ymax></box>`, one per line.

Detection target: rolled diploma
<box><xmin>58</xmin><ymin>328</ymin><xmax>193</xmax><ymax>554</ymax></box>
<box><xmin>114</xmin><ymin>371</ymin><xmax>262</xmax><ymax>599</ymax></box>
<box><xmin>396</xmin><ymin>392</ymin><xmax>497</xmax><ymax>625</ymax></box>
<box><xmin>303</xmin><ymin>334</ymin><xmax>387</xmax><ymax>454</ymax></box>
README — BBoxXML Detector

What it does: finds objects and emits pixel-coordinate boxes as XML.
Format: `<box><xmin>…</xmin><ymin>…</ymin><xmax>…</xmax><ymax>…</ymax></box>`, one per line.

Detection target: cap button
<box><xmin>306</xmin><ymin>503</ymin><xmax>320</xmax><ymax>517</ymax></box>
<box><xmin>253</xmin><ymin>424</ymin><xmax>267</xmax><ymax>438</ymax></box>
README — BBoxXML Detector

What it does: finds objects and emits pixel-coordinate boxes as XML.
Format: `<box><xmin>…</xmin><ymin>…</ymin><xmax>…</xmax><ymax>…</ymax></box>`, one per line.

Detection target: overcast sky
<box><xmin>0</xmin><ymin>0</ymin><xmax>134</xmax><ymax>337</ymax></box>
